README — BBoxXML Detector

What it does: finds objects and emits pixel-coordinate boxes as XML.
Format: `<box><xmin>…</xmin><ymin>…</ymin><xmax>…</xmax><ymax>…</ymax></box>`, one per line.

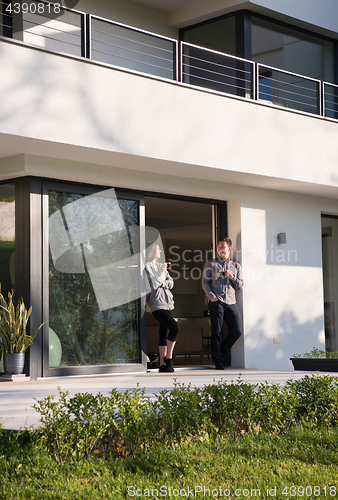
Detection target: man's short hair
<box><xmin>218</xmin><ymin>237</ymin><xmax>232</xmax><ymax>247</ymax></box>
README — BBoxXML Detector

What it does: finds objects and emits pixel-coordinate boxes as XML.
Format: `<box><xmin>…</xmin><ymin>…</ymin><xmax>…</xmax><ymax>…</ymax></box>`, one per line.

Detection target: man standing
<box><xmin>202</xmin><ymin>237</ymin><xmax>243</xmax><ymax>369</ymax></box>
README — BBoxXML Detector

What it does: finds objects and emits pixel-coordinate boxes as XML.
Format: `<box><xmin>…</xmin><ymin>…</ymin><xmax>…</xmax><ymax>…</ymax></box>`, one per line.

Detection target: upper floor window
<box><xmin>181</xmin><ymin>11</ymin><xmax>336</xmax><ymax>84</ymax></box>
<box><xmin>252</xmin><ymin>16</ymin><xmax>335</xmax><ymax>83</ymax></box>
<box><xmin>181</xmin><ymin>14</ymin><xmax>236</xmax><ymax>57</ymax></box>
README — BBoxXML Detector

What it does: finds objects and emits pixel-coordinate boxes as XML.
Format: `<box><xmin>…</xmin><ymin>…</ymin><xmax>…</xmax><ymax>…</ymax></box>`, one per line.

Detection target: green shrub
<box><xmin>33</xmin><ymin>388</ymin><xmax>114</xmax><ymax>463</ymax></box>
<box><xmin>293</xmin><ymin>347</ymin><xmax>338</xmax><ymax>358</ymax></box>
<box><xmin>33</xmin><ymin>374</ymin><xmax>338</xmax><ymax>463</ymax></box>
<box><xmin>108</xmin><ymin>386</ymin><xmax>154</xmax><ymax>456</ymax></box>
<box><xmin>202</xmin><ymin>378</ymin><xmax>258</xmax><ymax>436</ymax></box>
<box><xmin>291</xmin><ymin>374</ymin><xmax>338</xmax><ymax>427</ymax></box>
<box><xmin>153</xmin><ymin>382</ymin><xmax>212</xmax><ymax>444</ymax></box>
<box><xmin>255</xmin><ymin>381</ymin><xmax>298</xmax><ymax>433</ymax></box>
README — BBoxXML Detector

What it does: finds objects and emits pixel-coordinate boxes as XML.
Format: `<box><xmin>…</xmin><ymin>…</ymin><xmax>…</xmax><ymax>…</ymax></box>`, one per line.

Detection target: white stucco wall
<box><xmin>1</xmin><ymin>40</ymin><xmax>338</xmax><ymax>198</ymax></box>
<box><xmin>2</xmin><ymin>11</ymin><xmax>338</xmax><ymax>370</ymax></box>
<box><xmin>3</xmin><ymin>152</ymin><xmax>337</xmax><ymax>370</ymax></box>
<box><xmin>240</xmin><ymin>190</ymin><xmax>326</xmax><ymax>370</ymax></box>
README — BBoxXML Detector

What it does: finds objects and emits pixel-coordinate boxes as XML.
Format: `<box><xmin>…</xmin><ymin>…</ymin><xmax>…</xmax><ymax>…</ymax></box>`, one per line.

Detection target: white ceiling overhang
<box><xmin>1</xmin><ymin>133</ymin><xmax>338</xmax><ymax>200</ymax></box>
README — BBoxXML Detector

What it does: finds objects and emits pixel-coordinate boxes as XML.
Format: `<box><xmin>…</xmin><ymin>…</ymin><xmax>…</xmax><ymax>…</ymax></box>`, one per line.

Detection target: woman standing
<box><xmin>145</xmin><ymin>243</ymin><xmax>179</xmax><ymax>372</ymax></box>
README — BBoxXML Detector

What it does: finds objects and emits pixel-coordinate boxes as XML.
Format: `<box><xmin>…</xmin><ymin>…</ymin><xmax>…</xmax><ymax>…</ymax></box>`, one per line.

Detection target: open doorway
<box><xmin>145</xmin><ymin>196</ymin><xmax>217</xmax><ymax>366</ymax></box>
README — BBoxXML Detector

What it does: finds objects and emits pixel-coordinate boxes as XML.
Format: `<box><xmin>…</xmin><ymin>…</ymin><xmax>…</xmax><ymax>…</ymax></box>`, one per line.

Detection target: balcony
<box><xmin>1</xmin><ymin>0</ymin><xmax>338</xmax><ymax>121</ymax></box>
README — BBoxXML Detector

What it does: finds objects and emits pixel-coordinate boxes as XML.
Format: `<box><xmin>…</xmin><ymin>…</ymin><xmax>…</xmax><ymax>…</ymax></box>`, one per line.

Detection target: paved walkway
<box><xmin>0</xmin><ymin>367</ymin><xmax>332</xmax><ymax>430</ymax></box>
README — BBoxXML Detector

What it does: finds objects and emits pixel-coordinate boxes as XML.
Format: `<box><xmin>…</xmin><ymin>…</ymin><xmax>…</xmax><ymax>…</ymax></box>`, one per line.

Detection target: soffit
<box><xmin>132</xmin><ymin>0</ymin><xmax>250</xmax><ymax>28</ymax></box>
<box><xmin>1</xmin><ymin>134</ymin><xmax>338</xmax><ymax>201</ymax></box>
<box><xmin>131</xmin><ymin>0</ymin><xmax>205</xmax><ymax>12</ymax></box>
<box><xmin>132</xmin><ymin>0</ymin><xmax>338</xmax><ymax>37</ymax></box>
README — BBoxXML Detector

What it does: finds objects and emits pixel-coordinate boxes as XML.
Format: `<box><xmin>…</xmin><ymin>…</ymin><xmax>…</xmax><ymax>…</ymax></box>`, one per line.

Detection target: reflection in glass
<box><xmin>0</xmin><ymin>183</ymin><xmax>15</xmax><ymax>298</ymax></box>
<box><xmin>181</xmin><ymin>16</ymin><xmax>241</xmax><ymax>96</ymax></box>
<box><xmin>49</xmin><ymin>190</ymin><xmax>139</xmax><ymax>367</ymax></box>
<box><xmin>252</xmin><ymin>16</ymin><xmax>334</xmax><ymax>83</ymax></box>
<box><xmin>181</xmin><ymin>16</ymin><xmax>236</xmax><ymax>56</ymax></box>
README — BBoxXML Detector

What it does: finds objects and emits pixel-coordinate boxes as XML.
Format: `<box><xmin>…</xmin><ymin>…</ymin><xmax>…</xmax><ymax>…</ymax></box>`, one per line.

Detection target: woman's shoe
<box><xmin>164</xmin><ymin>356</ymin><xmax>174</xmax><ymax>372</ymax></box>
<box><xmin>158</xmin><ymin>364</ymin><xmax>169</xmax><ymax>372</ymax></box>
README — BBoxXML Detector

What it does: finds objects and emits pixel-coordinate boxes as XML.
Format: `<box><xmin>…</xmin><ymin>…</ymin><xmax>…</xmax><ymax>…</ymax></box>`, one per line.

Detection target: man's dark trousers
<box><xmin>209</xmin><ymin>300</ymin><xmax>242</xmax><ymax>366</ymax></box>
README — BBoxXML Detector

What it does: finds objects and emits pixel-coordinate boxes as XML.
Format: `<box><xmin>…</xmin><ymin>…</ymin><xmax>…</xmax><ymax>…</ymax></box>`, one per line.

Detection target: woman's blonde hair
<box><xmin>146</xmin><ymin>242</ymin><xmax>158</xmax><ymax>262</ymax></box>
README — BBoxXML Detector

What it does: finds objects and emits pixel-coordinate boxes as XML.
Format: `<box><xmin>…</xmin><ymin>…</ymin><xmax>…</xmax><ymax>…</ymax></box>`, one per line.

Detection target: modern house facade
<box><xmin>1</xmin><ymin>0</ymin><xmax>338</xmax><ymax>378</ymax></box>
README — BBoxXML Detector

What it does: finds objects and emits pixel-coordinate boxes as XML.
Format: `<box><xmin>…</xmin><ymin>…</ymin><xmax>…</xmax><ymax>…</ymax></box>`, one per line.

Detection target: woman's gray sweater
<box><xmin>144</xmin><ymin>262</ymin><xmax>175</xmax><ymax>312</ymax></box>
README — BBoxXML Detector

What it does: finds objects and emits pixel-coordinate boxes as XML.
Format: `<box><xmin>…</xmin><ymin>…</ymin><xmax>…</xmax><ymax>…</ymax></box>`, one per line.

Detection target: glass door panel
<box><xmin>0</xmin><ymin>183</ymin><xmax>15</xmax><ymax>298</ymax></box>
<box><xmin>48</xmin><ymin>188</ymin><xmax>140</xmax><ymax>368</ymax></box>
<box><xmin>321</xmin><ymin>216</ymin><xmax>338</xmax><ymax>352</ymax></box>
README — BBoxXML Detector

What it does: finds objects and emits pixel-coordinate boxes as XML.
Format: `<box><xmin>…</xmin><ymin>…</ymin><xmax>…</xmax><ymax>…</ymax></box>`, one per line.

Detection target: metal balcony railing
<box><xmin>323</xmin><ymin>82</ymin><xmax>338</xmax><ymax>120</ymax></box>
<box><xmin>257</xmin><ymin>65</ymin><xmax>321</xmax><ymax>115</ymax></box>
<box><xmin>1</xmin><ymin>1</ymin><xmax>337</xmax><ymax>121</ymax></box>
<box><xmin>0</xmin><ymin>0</ymin><xmax>85</xmax><ymax>56</ymax></box>
<box><xmin>181</xmin><ymin>42</ymin><xmax>255</xmax><ymax>100</ymax></box>
<box><xmin>89</xmin><ymin>16</ymin><xmax>177</xmax><ymax>80</ymax></box>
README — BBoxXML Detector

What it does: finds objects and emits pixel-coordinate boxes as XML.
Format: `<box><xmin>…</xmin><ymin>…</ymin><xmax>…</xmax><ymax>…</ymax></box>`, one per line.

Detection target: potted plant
<box><xmin>0</xmin><ymin>289</ymin><xmax>43</xmax><ymax>375</ymax></box>
<box><xmin>290</xmin><ymin>347</ymin><xmax>338</xmax><ymax>372</ymax></box>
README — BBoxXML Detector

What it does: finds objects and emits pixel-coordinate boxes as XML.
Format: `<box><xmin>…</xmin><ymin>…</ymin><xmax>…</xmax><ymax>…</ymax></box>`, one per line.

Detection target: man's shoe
<box><xmin>221</xmin><ymin>348</ymin><xmax>231</xmax><ymax>367</ymax></box>
<box><xmin>212</xmin><ymin>355</ymin><xmax>224</xmax><ymax>370</ymax></box>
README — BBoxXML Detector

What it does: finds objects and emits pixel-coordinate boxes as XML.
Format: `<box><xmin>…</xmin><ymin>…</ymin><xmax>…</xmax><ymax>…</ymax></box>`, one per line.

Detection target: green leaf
<box><xmin>0</xmin><ymin>288</ymin><xmax>44</xmax><ymax>354</ymax></box>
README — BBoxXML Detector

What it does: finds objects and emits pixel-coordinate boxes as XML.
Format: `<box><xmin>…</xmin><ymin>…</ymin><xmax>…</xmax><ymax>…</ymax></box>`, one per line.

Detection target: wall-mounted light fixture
<box><xmin>277</xmin><ymin>232</ymin><xmax>286</xmax><ymax>245</ymax></box>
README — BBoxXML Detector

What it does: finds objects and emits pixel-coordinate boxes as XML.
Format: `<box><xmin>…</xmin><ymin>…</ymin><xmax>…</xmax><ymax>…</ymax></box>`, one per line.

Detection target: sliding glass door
<box><xmin>46</xmin><ymin>183</ymin><xmax>144</xmax><ymax>375</ymax></box>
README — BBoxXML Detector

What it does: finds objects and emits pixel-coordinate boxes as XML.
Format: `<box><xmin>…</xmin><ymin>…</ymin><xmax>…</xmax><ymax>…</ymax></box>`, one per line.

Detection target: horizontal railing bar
<box><xmin>1</xmin><ymin>14</ymin><xmax>83</xmax><ymax>39</ymax></box>
<box><xmin>25</xmin><ymin>24</ymin><xmax>82</xmax><ymax>40</ymax></box>
<box><xmin>182</xmin><ymin>53</ymin><xmax>252</xmax><ymax>76</ymax></box>
<box><xmin>182</xmin><ymin>71</ymin><xmax>251</xmax><ymax>92</ymax></box>
<box><xmin>90</xmin><ymin>26</ymin><xmax>174</xmax><ymax>55</ymax></box>
<box><xmin>324</xmin><ymin>86</ymin><xmax>338</xmax><ymax>92</ymax></box>
<box><xmin>182</xmin><ymin>41</ymin><xmax>254</xmax><ymax>66</ymax></box>
<box><xmin>0</xmin><ymin>20</ymin><xmax>82</xmax><ymax>41</ymax></box>
<box><xmin>18</xmin><ymin>28</ymin><xmax>83</xmax><ymax>49</ymax></box>
<box><xmin>2</xmin><ymin>14</ymin><xmax>82</xmax><ymax>33</ymax></box>
<box><xmin>183</xmin><ymin>62</ymin><xmax>252</xmax><ymax>86</ymax></box>
<box><xmin>91</xmin><ymin>46</ymin><xmax>174</xmax><ymax>73</ymax></box>
<box><xmin>324</xmin><ymin>105</ymin><xmax>338</xmax><ymax>113</ymax></box>
<box><xmin>259</xmin><ymin>82</ymin><xmax>318</xmax><ymax>102</ymax></box>
<box><xmin>259</xmin><ymin>75</ymin><xmax>318</xmax><ymax>94</ymax></box>
<box><xmin>259</xmin><ymin>91</ymin><xmax>318</xmax><ymax>109</ymax></box>
<box><xmin>91</xmin><ymin>37</ymin><xmax>174</xmax><ymax>64</ymax></box>
<box><xmin>258</xmin><ymin>62</ymin><xmax>321</xmax><ymax>85</ymax></box>
<box><xmin>324</xmin><ymin>97</ymin><xmax>338</xmax><ymax>103</ymax></box>
<box><xmin>22</xmin><ymin>0</ymin><xmax>87</xmax><ymax>17</ymax></box>
<box><xmin>0</xmin><ymin>2</ymin><xmax>84</xmax><ymax>29</ymax></box>
<box><xmin>90</xmin><ymin>14</ymin><xmax>177</xmax><ymax>44</ymax></box>
<box><xmin>324</xmin><ymin>82</ymin><xmax>338</xmax><ymax>90</ymax></box>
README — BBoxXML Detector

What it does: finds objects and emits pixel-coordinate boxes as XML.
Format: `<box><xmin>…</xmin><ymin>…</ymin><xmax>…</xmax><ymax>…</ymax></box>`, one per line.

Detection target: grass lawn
<box><xmin>1</xmin><ymin>425</ymin><xmax>337</xmax><ymax>499</ymax></box>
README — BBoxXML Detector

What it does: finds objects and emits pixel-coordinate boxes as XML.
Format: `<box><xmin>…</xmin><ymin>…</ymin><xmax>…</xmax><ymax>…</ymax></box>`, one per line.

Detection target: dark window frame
<box><xmin>180</xmin><ymin>9</ymin><xmax>338</xmax><ymax>84</ymax></box>
<box><xmin>1</xmin><ymin>176</ymin><xmax>227</xmax><ymax>378</ymax></box>
<box><xmin>1</xmin><ymin>0</ymin><xmax>12</xmax><ymax>38</ymax></box>
<box><xmin>42</xmin><ymin>180</ymin><xmax>146</xmax><ymax>378</ymax></box>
